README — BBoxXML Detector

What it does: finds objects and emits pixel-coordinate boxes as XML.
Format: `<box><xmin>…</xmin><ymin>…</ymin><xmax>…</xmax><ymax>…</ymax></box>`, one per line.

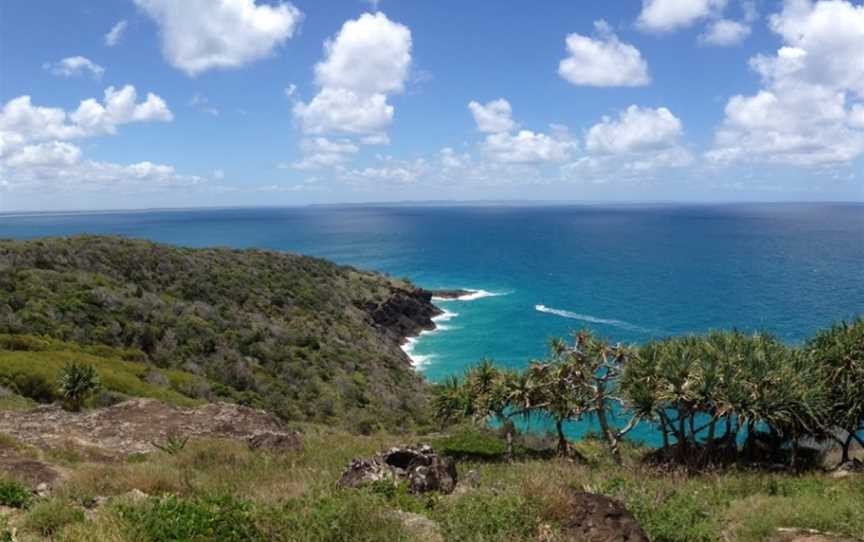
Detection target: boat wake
<box><xmin>535</xmin><ymin>304</ymin><xmax>645</xmax><ymax>332</ymax></box>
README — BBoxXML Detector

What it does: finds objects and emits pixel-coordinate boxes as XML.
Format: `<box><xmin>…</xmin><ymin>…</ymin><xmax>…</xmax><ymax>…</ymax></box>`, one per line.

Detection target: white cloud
<box><xmin>293</xmin><ymin>88</ymin><xmax>393</xmax><ymax>135</ymax></box>
<box><xmin>341</xmin><ymin>158</ymin><xmax>429</xmax><ymax>184</ymax></box>
<box><xmin>0</xmin><ymin>89</ymin><xmax>188</xmax><ymax>194</ymax></box>
<box><xmin>708</xmin><ymin>0</ymin><xmax>864</xmax><ymax>166</ymax></box>
<box><xmin>468</xmin><ymin>99</ymin><xmax>516</xmax><ymax>133</ymax></box>
<box><xmin>213</xmin><ymin>169</ymin><xmax>225</xmax><ymax>180</ymax></box>
<box><xmin>483</xmin><ymin>130</ymin><xmax>575</xmax><ymax>164</ymax></box>
<box><xmin>559</xmin><ymin>21</ymin><xmax>650</xmax><ymax>87</ymax></box>
<box><xmin>699</xmin><ymin>18</ymin><xmax>751</xmax><ymax>46</ymax></box>
<box><xmin>105</xmin><ymin>20</ymin><xmax>128</xmax><ymax>47</ymax></box>
<box><xmin>134</xmin><ymin>0</ymin><xmax>302</xmax><ymax>76</ymax></box>
<box><xmin>292</xmin><ymin>137</ymin><xmax>359</xmax><ymax>169</ymax></box>
<box><xmin>313</xmin><ymin>12</ymin><xmax>411</xmax><ymax>95</ymax></box>
<box><xmin>44</xmin><ymin>56</ymin><xmax>105</xmax><ymax>79</ymax></box>
<box><xmin>294</xmin><ymin>12</ymin><xmax>410</xmax><ymax>141</ymax></box>
<box><xmin>586</xmin><ymin>105</ymin><xmax>683</xmax><ymax>154</ymax></box>
<box><xmin>637</xmin><ymin>0</ymin><xmax>727</xmax><ymax>33</ymax></box>
<box><xmin>3</xmin><ymin>142</ymin><xmax>82</xmax><ymax>168</ymax></box>
<box><xmin>440</xmin><ymin>147</ymin><xmax>470</xmax><ymax>169</ymax></box>
<box><xmin>292</xmin><ymin>12</ymin><xmax>411</xmax><ymax>168</ymax></box>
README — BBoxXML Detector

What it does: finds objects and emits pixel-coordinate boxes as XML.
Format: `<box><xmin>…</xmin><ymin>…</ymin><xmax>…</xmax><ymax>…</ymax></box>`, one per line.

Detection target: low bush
<box><xmin>22</xmin><ymin>499</ymin><xmax>85</xmax><ymax>537</ymax></box>
<box><xmin>0</xmin><ymin>479</ymin><xmax>32</xmax><ymax>508</ymax></box>
<box><xmin>116</xmin><ymin>494</ymin><xmax>263</xmax><ymax>542</ymax></box>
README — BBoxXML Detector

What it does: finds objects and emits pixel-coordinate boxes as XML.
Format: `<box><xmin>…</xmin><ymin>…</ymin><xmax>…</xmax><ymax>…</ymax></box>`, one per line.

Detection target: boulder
<box><xmin>337</xmin><ymin>445</ymin><xmax>457</xmax><ymax>494</ymax></box>
<box><xmin>393</xmin><ymin>511</ymin><xmax>444</xmax><ymax>542</ymax></box>
<box><xmin>559</xmin><ymin>492</ymin><xmax>649</xmax><ymax>542</ymax></box>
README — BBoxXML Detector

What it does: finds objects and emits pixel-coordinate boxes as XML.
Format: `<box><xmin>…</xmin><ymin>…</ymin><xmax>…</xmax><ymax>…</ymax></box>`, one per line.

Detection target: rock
<box><xmin>337</xmin><ymin>445</ymin><xmax>458</xmax><ymax>495</ymax></box>
<box><xmin>247</xmin><ymin>431</ymin><xmax>302</xmax><ymax>453</ymax></box>
<box><xmin>34</xmin><ymin>482</ymin><xmax>50</xmax><ymax>498</ymax></box>
<box><xmin>559</xmin><ymin>492</ymin><xmax>649</xmax><ymax>542</ymax></box>
<box><xmin>122</xmin><ymin>489</ymin><xmax>149</xmax><ymax>503</ymax></box>
<box><xmin>393</xmin><ymin>511</ymin><xmax>444</xmax><ymax>542</ymax></box>
<box><xmin>336</xmin><ymin>458</ymin><xmax>396</xmax><ymax>489</ymax></box>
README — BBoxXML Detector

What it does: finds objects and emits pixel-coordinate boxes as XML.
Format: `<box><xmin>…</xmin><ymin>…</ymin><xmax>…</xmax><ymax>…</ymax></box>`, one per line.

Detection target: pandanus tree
<box><xmin>550</xmin><ymin>331</ymin><xmax>640</xmax><ymax>465</ymax></box>
<box><xmin>807</xmin><ymin>318</ymin><xmax>864</xmax><ymax>464</ymax></box>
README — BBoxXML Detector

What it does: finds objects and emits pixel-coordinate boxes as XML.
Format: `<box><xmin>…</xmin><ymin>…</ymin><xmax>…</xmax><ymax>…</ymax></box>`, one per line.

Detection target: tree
<box><xmin>551</xmin><ymin>331</ymin><xmax>639</xmax><ymax>465</ymax></box>
<box><xmin>58</xmin><ymin>361</ymin><xmax>100</xmax><ymax>412</ymax></box>
<box><xmin>808</xmin><ymin>318</ymin><xmax>864</xmax><ymax>464</ymax></box>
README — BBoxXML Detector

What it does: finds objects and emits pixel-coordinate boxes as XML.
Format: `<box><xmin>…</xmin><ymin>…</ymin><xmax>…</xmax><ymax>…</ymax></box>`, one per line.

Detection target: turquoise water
<box><xmin>2</xmin><ymin>204</ymin><xmax>862</xmax><ymax>442</ymax></box>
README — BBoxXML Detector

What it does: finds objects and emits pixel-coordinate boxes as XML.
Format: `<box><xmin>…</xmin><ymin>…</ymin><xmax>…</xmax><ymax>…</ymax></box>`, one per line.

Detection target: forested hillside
<box><xmin>0</xmin><ymin>236</ymin><xmax>439</xmax><ymax>430</ymax></box>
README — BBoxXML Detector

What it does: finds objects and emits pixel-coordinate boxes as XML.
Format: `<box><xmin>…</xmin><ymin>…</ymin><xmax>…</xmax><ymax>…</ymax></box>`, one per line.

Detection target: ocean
<box><xmin>2</xmin><ymin>203</ymin><xmax>862</xmax><ymax>442</ymax></box>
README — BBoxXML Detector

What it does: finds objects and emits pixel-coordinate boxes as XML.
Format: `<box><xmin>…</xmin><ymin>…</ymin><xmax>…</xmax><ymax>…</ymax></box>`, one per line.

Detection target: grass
<box><xmin>0</xmin><ymin>426</ymin><xmax>861</xmax><ymax>541</ymax></box>
<box><xmin>0</xmin><ymin>479</ymin><xmax>32</xmax><ymax>509</ymax></box>
<box><xmin>0</xmin><ymin>344</ymin><xmax>204</xmax><ymax>409</ymax></box>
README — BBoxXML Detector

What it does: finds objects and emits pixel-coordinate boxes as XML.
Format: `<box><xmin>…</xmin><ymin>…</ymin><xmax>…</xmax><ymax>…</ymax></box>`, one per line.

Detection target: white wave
<box><xmin>401</xmin><ymin>336</ymin><xmax>434</xmax><ymax>368</ymax></box>
<box><xmin>433</xmin><ymin>289</ymin><xmax>508</xmax><ymax>302</ymax></box>
<box><xmin>433</xmin><ymin>309</ymin><xmax>459</xmax><ymax>323</ymax></box>
<box><xmin>535</xmin><ymin>304</ymin><xmax>644</xmax><ymax>332</ymax></box>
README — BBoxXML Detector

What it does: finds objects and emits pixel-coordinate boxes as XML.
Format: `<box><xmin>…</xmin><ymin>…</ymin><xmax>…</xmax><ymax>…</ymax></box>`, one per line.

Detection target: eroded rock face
<box><xmin>0</xmin><ymin>398</ymin><xmax>290</xmax><ymax>456</ymax></box>
<box><xmin>337</xmin><ymin>445</ymin><xmax>457</xmax><ymax>494</ymax></box>
<box><xmin>560</xmin><ymin>492</ymin><xmax>649</xmax><ymax>542</ymax></box>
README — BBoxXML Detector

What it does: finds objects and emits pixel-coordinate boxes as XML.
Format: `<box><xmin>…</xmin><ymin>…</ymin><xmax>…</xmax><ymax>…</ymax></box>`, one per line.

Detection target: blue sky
<box><xmin>1</xmin><ymin>0</ymin><xmax>863</xmax><ymax>211</ymax></box>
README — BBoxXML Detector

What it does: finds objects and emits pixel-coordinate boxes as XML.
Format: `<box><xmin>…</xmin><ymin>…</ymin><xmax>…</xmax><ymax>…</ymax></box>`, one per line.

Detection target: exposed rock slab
<box><xmin>0</xmin><ymin>398</ymin><xmax>297</xmax><ymax>456</ymax></box>
<box><xmin>337</xmin><ymin>445</ymin><xmax>457</xmax><ymax>494</ymax></box>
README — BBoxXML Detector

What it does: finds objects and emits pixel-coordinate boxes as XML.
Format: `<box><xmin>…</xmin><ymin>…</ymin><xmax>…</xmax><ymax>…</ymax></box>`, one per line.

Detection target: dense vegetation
<box><xmin>435</xmin><ymin>322</ymin><xmax>864</xmax><ymax>470</ymax></box>
<box><xmin>0</xmin><ymin>236</ymin><xmax>434</xmax><ymax>431</ymax></box>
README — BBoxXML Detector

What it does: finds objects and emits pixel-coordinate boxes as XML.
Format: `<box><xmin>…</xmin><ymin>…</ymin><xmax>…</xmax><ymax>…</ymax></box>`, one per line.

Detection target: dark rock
<box><xmin>337</xmin><ymin>445</ymin><xmax>458</xmax><ymax>494</ymax></box>
<box><xmin>560</xmin><ymin>492</ymin><xmax>649</xmax><ymax>542</ymax></box>
<box><xmin>247</xmin><ymin>431</ymin><xmax>302</xmax><ymax>453</ymax></box>
<box><xmin>363</xmin><ymin>289</ymin><xmax>440</xmax><ymax>343</ymax></box>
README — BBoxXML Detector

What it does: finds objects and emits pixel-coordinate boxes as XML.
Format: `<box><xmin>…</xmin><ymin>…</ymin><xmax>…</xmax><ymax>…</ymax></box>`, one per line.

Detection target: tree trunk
<box><xmin>556</xmin><ymin>419</ymin><xmax>568</xmax><ymax>456</ymax></box>
<box><xmin>594</xmin><ymin>389</ymin><xmax>621</xmax><ymax>465</ymax></box>
<box><xmin>841</xmin><ymin>433</ymin><xmax>853</xmax><ymax>464</ymax></box>
<box><xmin>505</xmin><ymin>424</ymin><xmax>514</xmax><ymax>462</ymax></box>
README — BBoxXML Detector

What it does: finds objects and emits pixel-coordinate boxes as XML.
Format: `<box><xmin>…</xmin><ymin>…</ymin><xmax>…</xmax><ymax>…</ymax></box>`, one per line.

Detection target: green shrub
<box><xmin>257</xmin><ymin>492</ymin><xmax>410</xmax><ymax>542</ymax></box>
<box><xmin>0</xmin><ymin>479</ymin><xmax>32</xmax><ymax>508</ymax></box>
<box><xmin>22</xmin><ymin>499</ymin><xmax>85</xmax><ymax>537</ymax></box>
<box><xmin>0</xmin><ymin>334</ymin><xmax>50</xmax><ymax>352</ymax></box>
<box><xmin>437</xmin><ymin>428</ymin><xmax>507</xmax><ymax>460</ymax></box>
<box><xmin>117</xmin><ymin>494</ymin><xmax>263</xmax><ymax>542</ymax></box>
<box><xmin>58</xmin><ymin>361</ymin><xmax>100</xmax><ymax>411</ymax></box>
<box><xmin>435</xmin><ymin>493</ymin><xmax>538</xmax><ymax>542</ymax></box>
<box><xmin>8</xmin><ymin>373</ymin><xmax>56</xmax><ymax>403</ymax></box>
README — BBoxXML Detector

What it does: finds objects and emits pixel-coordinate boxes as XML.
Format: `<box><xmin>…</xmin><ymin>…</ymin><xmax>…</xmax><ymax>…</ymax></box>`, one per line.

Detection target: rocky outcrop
<box><xmin>363</xmin><ymin>288</ymin><xmax>442</xmax><ymax>344</ymax></box>
<box><xmin>0</xmin><ymin>398</ymin><xmax>297</xmax><ymax>456</ymax></box>
<box><xmin>247</xmin><ymin>431</ymin><xmax>303</xmax><ymax>453</ymax></box>
<box><xmin>559</xmin><ymin>492</ymin><xmax>649</xmax><ymax>542</ymax></box>
<box><xmin>337</xmin><ymin>445</ymin><xmax>458</xmax><ymax>494</ymax></box>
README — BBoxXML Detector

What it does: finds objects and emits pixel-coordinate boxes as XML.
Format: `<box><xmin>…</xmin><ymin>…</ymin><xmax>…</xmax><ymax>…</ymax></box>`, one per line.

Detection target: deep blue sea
<box><xmin>2</xmin><ymin>204</ymin><xmax>862</xmax><ymax>442</ymax></box>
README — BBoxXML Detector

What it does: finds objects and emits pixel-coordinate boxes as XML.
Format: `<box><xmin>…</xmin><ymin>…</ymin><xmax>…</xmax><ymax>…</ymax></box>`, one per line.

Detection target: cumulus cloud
<box><xmin>483</xmin><ymin>130</ymin><xmax>575</xmax><ymax>164</ymax></box>
<box><xmin>134</xmin><ymin>0</ymin><xmax>302</xmax><ymax>76</ymax></box>
<box><xmin>637</xmin><ymin>0</ymin><xmax>727</xmax><ymax>32</ymax></box>
<box><xmin>468</xmin><ymin>99</ymin><xmax>516</xmax><ymax>133</ymax></box>
<box><xmin>293</xmin><ymin>12</ymin><xmax>412</xmax><ymax>167</ymax></box>
<box><xmin>44</xmin><ymin>56</ymin><xmax>105</xmax><ymax>79</ymax></box>
<box><xmin>586</xmin><ymin>105</ymin><xmax>683</xmax><ymax>154</ymax></box>
<box><xmin>105</xmin><ymin>20</ymin><xmax>128</xmax><ymax>47</ymax></box>
<box><xmin>313</xmin><ymin>13</ymin><xmax>411</xmax><ymax>95</ymax></box>
<box><xmin>0</xmin><ymin>88</ymin><xmax>189</xmax><ymax>193</ymax></box>
<box><xmin>294</xmin><ymin>87</ymin><xmax>393</xmax><ymax>135</ymax></box>
<box><xmin>559</xmin><ymin>21</ymin><xmax>650</xmax><ymax>87</ymax></box>
<box><xmin>708</xmin><ymin>0</ymin><xmax>864</xmax><ymax>166</ymax></box>
<box><xmin>292</xmin><ymin>137</ymin><xmax>359</xmax><ymax>169</ymax></box>
<box><xmin>699</xmin><ymin>18</ymin><xmax>751</xmax><ymax>46</ymax></box>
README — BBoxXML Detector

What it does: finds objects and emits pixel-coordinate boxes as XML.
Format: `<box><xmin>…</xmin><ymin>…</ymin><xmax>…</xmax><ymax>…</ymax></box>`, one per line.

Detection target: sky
<box><xmin>1</xmin><ymin>0</ymin><xmax>863</xmax><ymax>211</ymax></box>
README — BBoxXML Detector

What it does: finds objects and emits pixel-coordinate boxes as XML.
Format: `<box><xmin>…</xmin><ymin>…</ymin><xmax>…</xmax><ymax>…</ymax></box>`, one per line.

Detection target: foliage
<box><xmin>116</xmin><ymin>494</ymin><xmax>263</xmax><ymax>542</ymax></box>
<box><xmin>58</xmin><ymin>361</ymin><xmax>100</xmax><ymax>411</ymax></box>
<box><xmin>806</xmin><ymin>317</ymin><xmax>864</xmax><ymax>462</ymax></box>
<box><xmin>0</xmin><ymin>236</ymin><xmax>430</xmax><ymax>431</ymax></box>
<box><xmin>434</xmin><ymin>493</ymin><xmax>539</xmax><ymax>542</ymax></box>
<box><xmin>0</xmin><ymin>479</ymin><xmax>31</xmax><ymax>508</ymax></box>
<box><xmin>151</xmin><ymin>432</ymin><xmax>190</xmax><ymax>455</ymax></box>
<box><xmin>22</xmin><ymin>499</ymin><xmax>85</xmax><ymax>537</ymax></box>
<box><xmin>436</xmin><ymin>427</ymin><xmax>507</xmax><ymax>460</ymax></box>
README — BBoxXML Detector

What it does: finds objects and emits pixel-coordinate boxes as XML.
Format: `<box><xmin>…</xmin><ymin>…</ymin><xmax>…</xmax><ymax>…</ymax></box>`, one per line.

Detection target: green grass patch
<box><xmin>435</xmin><ymin>428</ymin><xmax>507</xmax><ymax>461</ymax></box>
<box><xmin>0</xmin><ymin>479</ymin><xmax>32</xmax><ymax>509</ymax></box>
<box><xmin>0</xmin><ymin>346</ymin><xmax>203</xmax><ymax>407</ymax></box>
<box><xmin>22</xmin><ymin>499</ymin><xmax>85</xmax><ymax>537</ymax></box>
